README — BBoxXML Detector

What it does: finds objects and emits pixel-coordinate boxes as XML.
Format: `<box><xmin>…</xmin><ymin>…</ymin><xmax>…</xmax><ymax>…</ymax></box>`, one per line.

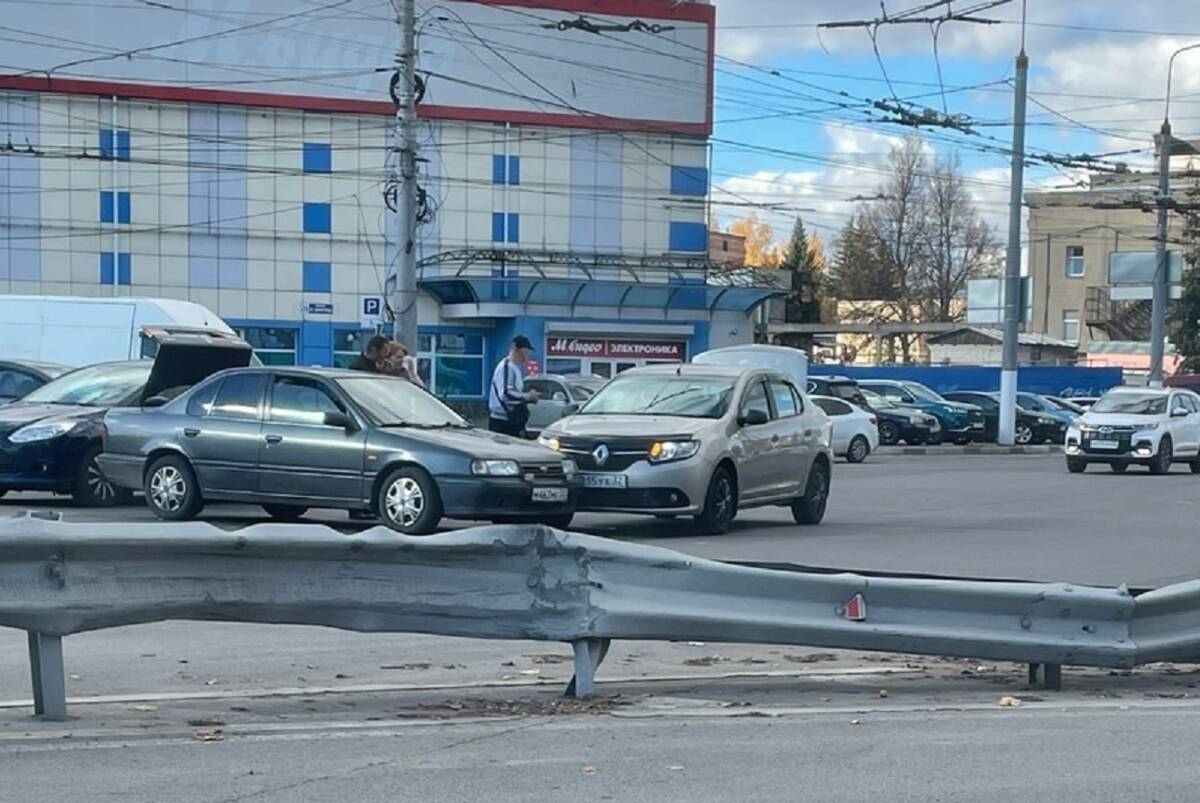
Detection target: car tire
<box><xmin>377</xmin><ymin>466</ymin><xmax>442</xmax><ymax>535</ymax></box>
<box><xmin>846</xmin><ymin>435</ymin><xmax>870</xmax><ymax>463</ymax></box>
<box><xmin>791</xmin><ymin>459</ymin><xmax>830</xmax><ymax>525</ymax></box>
<box><xmin>539</xmin><ymin>513</ymin><xmax>575</xmax><ymax>530</ymax></box>
<box><xmin>695</xmin><ymin>466</ymin><xmax>737</xmax><ymax>535</ymax></box>
<box><xmin>1110</xmin><ymin>462</ymin><xmax>1129</xmax><ymax>474</ymax></box>
<box><xmin>1066</xmin><ymin>457</ymin><xmax>1087</xmax><ymax>474</ymax></box>
<box><xmin>878</xmin><ymin>421</ymin><xmax>900</xmax><ymax>446</ymax></box>
<box><xmin>1014</xmin><ymin>423</ymin><xmax>1034</xmax><ymax>446</ymax></box>
<box><xmin>73</xmin><ymin>446</ymin><xmax>132</xmax><ymax>508</ymax></box>
<box><xmin>144</xmin><ymin>455</ymin><xmax>203</xmax><ymax>521</ymax></box>
<box><xmin>262</xmin><ymin>504</ymin><xmax>308</xmax><ymax>521</ymax></box>
<box><xmin>1149</xmin><ymin>437</ymin><xmax>1173</xmax><ymax>475</ymax></box>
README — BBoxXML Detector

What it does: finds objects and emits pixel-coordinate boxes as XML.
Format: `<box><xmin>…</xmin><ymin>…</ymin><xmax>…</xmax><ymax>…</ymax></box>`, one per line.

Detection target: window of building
<box><xmin>1066</xmin><ymin>245</ymin><xmax>1084</xmax><ymax>278</ymax></box>
<box><xmin>1062</xmin><ymin>309</ymin><xmax>1080</xmax><ymax>343</ymax></box>
<box><xmin>99</xmin><ymin>129</ymin><xmax>130</xmax><ymax>161</ymax></box>
<box><xmin>302</xmin><ymin>261</ymin><xmax>331</xmax><ymax>293</ymax></box>
<box><xmin>492</xmin><ymin>154</ymin><xmax>520</xmax><ymax>185</ymax></box>
<box><xmin>237</xmin><ymin>327</ymin><xmax>298</xmax><ymax>365</ymax></box>
<box><xmin>333</xmin><ymin>328</ymin><xmax>376</xmax><ymax>367</ymax></box>
<box><xmin>303</xmin><ymin>202</ymin><xmax>331</xmax><ymax>234</ymax></box>
<box><xmin>417</xmin><ymin>332</ymin><xmax>485</xmax><ymax>398</ymax></box>
<box><xmin>209</xmin><ymin>373</ymin><xmax>267</xmax><ymax>421</ymax></box>
<box><xmin>303</xmin><ymin>142</ymin><xmax>332</xmax><ymax>174</ymax></box>
<box><xmin>491</xmin><ymin>212</ymin><xmax>520</xmax><ymax>243</ymax></box>
<box><xmin>99</xmin><ymin>253</ymin><xmax>131</xmax><ymax>285</ymax></box>
<box><xmin>100</xmin><ymin>191</ymin><xmax>131</xmax><ymax>224</ymax></box>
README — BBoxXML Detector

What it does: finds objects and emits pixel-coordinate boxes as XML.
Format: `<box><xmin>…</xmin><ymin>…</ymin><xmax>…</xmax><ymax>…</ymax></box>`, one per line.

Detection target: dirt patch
<box><xmin>409</xmin><ymin>696</ymin><xmax>628</xmax><ymax>718</ymax></box>
<box><xmin>783</xmin><ymin>653</ymin><xmax>838</xmax><ymax>664</ymax></box>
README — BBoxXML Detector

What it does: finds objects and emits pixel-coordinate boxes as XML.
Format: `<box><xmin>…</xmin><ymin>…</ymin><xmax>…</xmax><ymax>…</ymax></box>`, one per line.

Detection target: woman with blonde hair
<box><xmin>377</xmin><ymin>340</ymin><xmax>427</xmax><ymax>390</ymax></box>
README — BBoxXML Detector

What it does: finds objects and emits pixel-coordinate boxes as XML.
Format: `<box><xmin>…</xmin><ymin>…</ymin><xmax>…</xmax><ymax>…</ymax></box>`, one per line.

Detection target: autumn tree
<box><xmin>728</xmin><ymin>213</ymin><xmax>783</xmax><ymax>267</ymax></box>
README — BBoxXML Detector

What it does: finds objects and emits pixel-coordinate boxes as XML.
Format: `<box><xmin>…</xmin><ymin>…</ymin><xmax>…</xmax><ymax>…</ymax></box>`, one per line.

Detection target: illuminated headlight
<box><xmin>9</xmin><ymin>420</ymin><xmax>78</xmax><ymax>443</ymax></box>
<box><xmin>537</xmin><ymin>433</ymin><xmax>560</xmax><ymax>451</ymax></box>
<box><xmin>562</xmin><ymin>459</ymin><xmax>577</xmax><ymax>480</ymax></box>
<box><xmin>471</xmin><ymin>459</ymin><xmax>520</xmax><ymax>476</ymax></box>
<box><xmin>647</xmin><ymin>440</ymin><xmax>700</xmax><ymax>464</ymax></box>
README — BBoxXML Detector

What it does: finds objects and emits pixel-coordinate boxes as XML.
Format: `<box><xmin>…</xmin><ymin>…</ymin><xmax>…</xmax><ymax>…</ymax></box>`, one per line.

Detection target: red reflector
<box><xmin>844</xmin><ymin>593</ymin><xmax>867</xmax><ymax>622</ymax></box>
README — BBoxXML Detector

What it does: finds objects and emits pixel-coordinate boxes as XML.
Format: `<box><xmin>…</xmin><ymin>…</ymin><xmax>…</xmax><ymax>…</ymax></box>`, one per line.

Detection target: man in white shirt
<box><xmin>488</xmin><ymin>335</ymin><xmax>540</xmax><ymax>436</ymax></box>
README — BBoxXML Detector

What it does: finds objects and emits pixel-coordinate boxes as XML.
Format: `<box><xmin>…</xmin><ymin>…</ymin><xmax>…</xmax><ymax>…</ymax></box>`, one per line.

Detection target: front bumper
<box><xmin>0</xmin><ymin>435</ymin><xmax>92</xmax><ymax>492</ymax></box>
<box><xmin>1065</xmin><ymin>428</ymin><xmax>1162</xmax><ymax>460</ymax></box>
<box><xmin>574</xmin><ymin>457</ymin><xmax>712</xmax><ymax>515</ymax></box>
<box><xmin>438</xmin><ymin>476</ymin><xmax>577</xmax><ymax>519</ymax></box>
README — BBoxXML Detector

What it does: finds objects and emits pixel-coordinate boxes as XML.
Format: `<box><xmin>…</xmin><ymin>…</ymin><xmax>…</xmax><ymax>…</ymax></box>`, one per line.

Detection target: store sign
<box><xmin>547</xmin><ymin>337</ymin><xmax>685</xmax><ymax>361</ymax></box>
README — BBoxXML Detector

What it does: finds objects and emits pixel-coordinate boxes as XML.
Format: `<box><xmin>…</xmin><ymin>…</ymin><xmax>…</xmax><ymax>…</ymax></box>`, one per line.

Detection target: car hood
<box><xmin>376</xmin><ymin>425</ymin><xmax>562</xmax><ymax>461</ymax></box>
<box><xmin>1077</xmin><ymin>413</ymin><xmax>1163</xmax><ymax>429</ymax></box>
<box><xmin>545</xmin><ymin>414</ymin><xmax>715</xmax><ymax>439</ymax></box>
<box><xmin>0</xmin><ymin>403</ymin><xmax>101</xmax><ymax>435</ymax></box>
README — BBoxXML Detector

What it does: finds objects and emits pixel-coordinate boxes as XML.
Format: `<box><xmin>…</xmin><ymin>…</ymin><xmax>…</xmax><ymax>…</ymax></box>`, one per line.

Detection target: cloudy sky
<box><xmin>708</xmin><ymin>0</ymin><xmax>1200</xmax><ymax>245</ymax></box>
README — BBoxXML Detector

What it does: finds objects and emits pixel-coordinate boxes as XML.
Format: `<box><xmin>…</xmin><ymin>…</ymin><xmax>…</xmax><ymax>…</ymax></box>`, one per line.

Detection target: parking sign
<box><xmin>361</xmin><ymin>297</ymin><xmax>383</xmax><ymax>330</ymax></box>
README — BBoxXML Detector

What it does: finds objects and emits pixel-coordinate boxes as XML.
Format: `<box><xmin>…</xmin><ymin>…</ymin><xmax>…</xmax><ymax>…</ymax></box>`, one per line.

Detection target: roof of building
<box><xmin>926</xmin><ymin>326</ymin><xmax>1075</xmax><ymax>348</ymax></box>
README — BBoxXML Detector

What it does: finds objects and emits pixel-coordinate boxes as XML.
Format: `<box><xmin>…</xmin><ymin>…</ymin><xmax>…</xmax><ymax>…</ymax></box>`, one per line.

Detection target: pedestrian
<box><xmin>349</xmin><ymin>334</ymin><xmax>389</xmax><ymax>373</ymax></box>
<box><xmin>488</xmin><ymin>335</ymin><xmax>540</xmax><ymax>437</ymax></box>
<box><xmin>378</xmin><ymin>341</ymin><xmax>427</xmax><ymax>390</ymax></box>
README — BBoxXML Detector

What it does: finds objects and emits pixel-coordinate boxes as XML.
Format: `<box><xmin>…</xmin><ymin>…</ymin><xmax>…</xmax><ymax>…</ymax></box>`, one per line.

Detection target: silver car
<box><xmin>523</xmin><ymin>374</ymin><xmax>605</xmax><ymax>436</ymax></box>
<box><xmin>538</xmin><ymin>364</ymin><xmax>833</xmax><ymax>534</ymax></box>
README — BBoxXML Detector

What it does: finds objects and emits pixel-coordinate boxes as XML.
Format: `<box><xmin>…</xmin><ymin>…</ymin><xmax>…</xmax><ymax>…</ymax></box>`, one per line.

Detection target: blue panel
<box><xmin>117</xmin><ymin>191</ymin><xmax>130</xmax><ymax>224</ymax></box>
<box><xmin>507</xmin><ymin>155</ymin><xmax>520</xmax><ymax>185</ymax></box>
<box><xmin>300</xmin><ymin>321</ymin><xmax>334</xmax><ymax>366</ymax></box>
<box><xmin>303</xmin><ymin>142</ymin><xmax>332</xmax><ymax>174</ymax></box>
<box><xmin>116</xmin><ymin>130</ymin><xmax>130</xmax><ymax>161</ymax></box>
<box><xmin>99</xmin><ymin>191</ymin><xmax>114</xmax><ymax>223</ymax></box>
<box><xmin>669</xmin><ymin>221</ymin><xmax>708</xmax><ymax>252</ymax></box>
<box><xmin>99</xmin><ymin>252</ymin><xmax>113</xmax><ymax>285</ymax></box>
<box><xmin>492</xmin><ymin>154</ymin><xmax>506</xmax><ymax>184</ymax></box>
<box><xmin>303</xmin><ymin>202</ymin><xmax>331</xmax><ymax>233</ymax></box>
<box><xmin>670</xmin><ymin>165</ymin><xmax>708</xmax><ymax>196</ymax></box>
<box><xmin>303</xmin><ymin>261</ymin><xmax>332</xmax><ymax>292</ymax></box>
<box><xmin>491</xmin><ymin>212</ymin><xmax>505</xmax><ymax>242</ymax></box>
<box><xmin>117</xmin><ymin>253</ymin><xmax>131</xmax><ymax>285</ymax></box>
<box><xmin>99</xmin><ymin>129</ymin><xmax>113</xmax><ymax>159</ymax></box>
<box><xmin>506</xmin><ymin>213</ymin><xmax>519</xmax><ymax>244</ymax></box>
<box><xmin>825</xmin><ymin>365</ymin><xmax>1125</xmax><ymax>397</ymax></box>
<box><xmin>189</xmin><ymin>256</ymin><xmax>220</xmax><ymax>288</ymax></box>
<box><xmin>99</xmin><ymin>253</ymin><xmax>130</xmax><ymax>285</ymax></box>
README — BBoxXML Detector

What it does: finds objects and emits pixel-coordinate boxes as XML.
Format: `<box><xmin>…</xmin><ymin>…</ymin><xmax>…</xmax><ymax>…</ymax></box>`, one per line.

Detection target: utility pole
<box><xmin>1151</xmin><ymin>121</ymin><xmax>1172</xmax><ymax>387</ymax></box>
<box><xmin>997</xmin><ymin>6</ymin><xmax>1028</xmax><ymax>446</ymax></box>
<box><xmin>390</xmin><ymin>0</ymin><xmax>419</xmax><ymax>349</ymax></box>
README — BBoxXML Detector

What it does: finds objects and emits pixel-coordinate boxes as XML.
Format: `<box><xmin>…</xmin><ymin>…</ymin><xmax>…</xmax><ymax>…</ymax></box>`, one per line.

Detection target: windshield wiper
<box><xmin>382</xmin><ymin>421</ymin><xmax>468</xmax><ymax>429</ymax></box>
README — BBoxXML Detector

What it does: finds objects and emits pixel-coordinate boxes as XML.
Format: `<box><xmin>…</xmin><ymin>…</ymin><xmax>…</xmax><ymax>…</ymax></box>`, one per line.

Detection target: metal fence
<box><xmin>0</xmin><ymin>513</ymin><xmax>1196</xmax><ymax>721</ymax></box>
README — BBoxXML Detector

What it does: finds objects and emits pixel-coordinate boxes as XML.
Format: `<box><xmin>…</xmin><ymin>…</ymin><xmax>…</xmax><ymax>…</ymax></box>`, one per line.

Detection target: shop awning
<box><xmin>420</xmin><ymin>277</ymin><xmax>784</xmax><ymax>313</ymax></box>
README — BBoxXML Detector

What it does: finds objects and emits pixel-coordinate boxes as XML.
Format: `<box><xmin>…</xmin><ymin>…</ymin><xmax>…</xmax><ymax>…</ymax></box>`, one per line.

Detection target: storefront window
<box><xmin>237</xmin><ymin>327</ymin><xmax>297</xmax><ymax>365</ymax></box>
<box><xmin>418</xmin><ymin>331</ymin><xmax>485</xmax><ymax>397</ymax></box>
<box><xmin>546</xmin><ymin>358</ymin><xmax>582</xmax><ymax>375</ymax></box>
<box><xmin>333</xmin><ymin>328</ymin><xmax>376</xmax><ymax>368</ymax></box>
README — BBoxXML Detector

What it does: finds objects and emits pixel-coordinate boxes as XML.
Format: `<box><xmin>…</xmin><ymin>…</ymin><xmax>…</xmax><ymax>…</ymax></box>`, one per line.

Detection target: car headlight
<box><xmin>1137</xmin><ymin>423</ymin><xmax>1160</xmax><ymax>431</ymax></box>
<box><xmin>537</xmin><ymin>434</ymin><xmax>560</xmax><ymax>451</ymax></box>
<box><xmin>9</xmin><ymin>420</ymin><xmax>78</xmax><ymax>443</ymax></box>
<box><xmin>471</xmin><ymin>459</ymin><xmax>520</xmax><ymax>476</ymax></box>
<box><xmin>562</xmin><ymin>458</ymin><xmax>577</xmax><ymax>479</ymax></box>
<box><xmin>1037</xmin><ymin>416</ymin><xmax>1057</xmax><ymax>425</ymax></box>
<box><xmin>647</xmin><ymin>440</ymin><xmax>700</xmax><ymax>463</ymax></box>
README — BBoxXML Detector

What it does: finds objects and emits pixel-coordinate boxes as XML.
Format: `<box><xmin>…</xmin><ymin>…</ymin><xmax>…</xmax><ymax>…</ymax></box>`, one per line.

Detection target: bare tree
<box><xmin>919</xmin><ymin>154</ymin><xmax>996</xmax><ymax>322</ymax></box>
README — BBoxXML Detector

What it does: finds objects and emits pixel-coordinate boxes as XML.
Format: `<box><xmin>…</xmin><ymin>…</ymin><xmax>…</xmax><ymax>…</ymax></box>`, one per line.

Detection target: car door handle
<box><xmin>183</xmin><ymin>428</ymin><xmax>200</xmax><ymax>438</ymax></box>
<box><xmin>264</xmin><ymin>434</ymin><xmax>283</xmax><ymax>445</ymax></box>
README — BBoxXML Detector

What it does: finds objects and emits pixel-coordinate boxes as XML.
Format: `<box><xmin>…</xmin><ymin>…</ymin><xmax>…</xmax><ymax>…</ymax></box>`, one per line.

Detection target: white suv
<box><xmin>1065</xmin><ymin>387</ymin><xmax>1200</xmax><ymax>474</ymax></box>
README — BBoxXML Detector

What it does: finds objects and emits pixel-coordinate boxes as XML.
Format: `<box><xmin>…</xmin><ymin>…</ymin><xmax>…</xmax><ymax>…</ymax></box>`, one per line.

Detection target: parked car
<box><xmin>1065</xmin><ymin>387</ymin><xmax>1200</xmax><ymax>474</ymax></box>
<box><xmin>857</xmin><ymin>380</ymin><xmax>986</xmax><ymax>444</ymax></box>
<box><xmin>807</xmin><ymin>375</ymin><xmax>868</xmax><ymax>407</ymax></box>
<box><xmin>860</xmin><ymin>389</ymin><xmax>942</xmax><ymax>445</ymax></box>
<box><xmin>523</xmin><ymin>374</ymin><xmax>606</xmax><ymax>436</ymax></box>
<box><xmin>538</xmin><ymin>364</ymin><xmax>832</xmax><ymax>533</ymax></box>
<box><xmin>1044</xmin><ymin>395</ymin><xmax>1087</xmax><ymax>416</ymax></box>
<box><xmin>1016</xmin><ymin>392</ymin><xmax>1078</xmax><ymax>427</ymax></box>
<box><xmin>100</xmin><ymin>367</ymin><xmax>578</xmax><ymax>535</ymax></box>
<box><xmin>0</xmin><ymin>360</ymin><xmax>68</xmax><ymax>405</ymax></box>
<box><xmin>811</xmin><ymin>396</ymin><xmax>879</xmax><ymax>463</ymax></box>
<box><xmin>693</xmin><ymin>344</ymin><xmax>808</xmax><ymax>388</ymax></box>
<box><xmin>0</xmin><ymin>329</ymin><xmax>252</xmax><ymax>505</ymax></box>
<box><xmin>942</xmin><ymin>391</ymin><xmax>1067</xmax><ymax>445</ymax></box>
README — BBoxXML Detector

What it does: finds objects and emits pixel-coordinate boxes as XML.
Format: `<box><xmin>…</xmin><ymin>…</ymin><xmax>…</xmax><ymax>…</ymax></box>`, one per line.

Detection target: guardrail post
<box><xmin>565</xmin><ymin>638</ymin><xmax>611</xmax><ymax>698</ymax></box>
<box><xmin>27</xmin><ymin>632</ymin><xmax>67</xmax><ymax>721</ymax></box>
<box><xmin>1028</xmin><ymin>662</ymin><xmax>1063</xmax><ymax>692</ymax></box>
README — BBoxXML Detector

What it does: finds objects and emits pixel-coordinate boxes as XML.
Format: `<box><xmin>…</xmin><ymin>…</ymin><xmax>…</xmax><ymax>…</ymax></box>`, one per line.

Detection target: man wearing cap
<box><xmin>488</xmin><ymin>335</ymin><xmax>541</xmax><ymax>437</ymax></box>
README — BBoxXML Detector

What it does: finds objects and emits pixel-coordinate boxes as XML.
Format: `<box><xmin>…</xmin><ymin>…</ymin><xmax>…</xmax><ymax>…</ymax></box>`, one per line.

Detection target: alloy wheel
<box><xmin>713</xmin><ymin>474</ymin><xmax>734</xmax><ymax>528</ymax></box>
<box><xmin>1014</xmin><ymin>424</ymin><xmax>1034</xmax><ymax>445</ymax></box>
<box><xmin>87</xmin><ymin>460</ymin><xmax>116</xmax><ymax>503</ymax></box>
<box><xmin>385</xmin><ymin>476</ymin><xmax>426</xmax><ymax>528</ymax></box>
<box><xmin>150</xmin><ymin>466</ymin><xmax>186</xmax><ymax>513</ymax></box>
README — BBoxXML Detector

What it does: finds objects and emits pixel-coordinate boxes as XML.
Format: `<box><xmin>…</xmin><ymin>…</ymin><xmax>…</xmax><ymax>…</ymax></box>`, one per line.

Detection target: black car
<box><xmin>859</xmin><ymin>388</ymin><xmax>943</xmax><ymax>445</ymax></box>
<box><xmin>0</xmin><ymin>330</ymin><xmax>252</xmax><ymax>505</ymax></box>
<box><xmin>0</xmin><ymin>360</ymin><xmax>69</xmax><ymax>405</ymax></box>
<box><xmin>99</xmin><ymin>367</ymin><xmax>578</xmax><ymax>535</ymax></box>
<box><xmin>942</xmin><ymin>391</ymin><xmax>1068</xmax><ymax>445</ymax></box>
<box><xmin>807</xmin><ymin>375</ymin><xmax>869</xmax><ymax>407</ymax></box>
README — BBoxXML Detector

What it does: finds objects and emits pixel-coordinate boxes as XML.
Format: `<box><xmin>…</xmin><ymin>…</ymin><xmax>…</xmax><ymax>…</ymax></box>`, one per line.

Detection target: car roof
<box><xmin>623</xmin><ymin>363</ymin><xmax>757</xmax><ymax>379</ymax></box>
<box><xmin>810</xmin><ymin>374</ymin><xmax>855</xmax><ymax>383</ymax></box>
<box><xmin>1105</xmin><ymin>386</ymin><xmax>1172</xmax><ymax>396</ymax></box>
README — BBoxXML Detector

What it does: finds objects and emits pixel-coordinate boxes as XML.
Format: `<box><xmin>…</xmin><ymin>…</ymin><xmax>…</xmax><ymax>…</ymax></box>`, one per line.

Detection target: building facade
<box><xmin>0</xmin><ymin>0</ymin><xmax>781</xmax><ymax>403</ymax></box>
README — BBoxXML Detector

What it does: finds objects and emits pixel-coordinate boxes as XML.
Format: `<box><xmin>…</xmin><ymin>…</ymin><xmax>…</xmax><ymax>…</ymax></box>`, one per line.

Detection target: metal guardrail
<box><xmin>0</xmin><ymin>513</ymin><xmax>1193</xmax><ymax>721</ymax></box>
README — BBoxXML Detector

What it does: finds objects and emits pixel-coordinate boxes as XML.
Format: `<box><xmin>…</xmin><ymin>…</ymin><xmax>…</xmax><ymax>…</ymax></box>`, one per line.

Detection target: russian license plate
<box><xmin>1089</xmin><ymin>439</ymin><xmax>1119</xmax><ymax>450</ymax></box>
<box><xmin>580</xmin><ymin>473</ymin><xmax>627</xmax><ymax>489</ymax></box>
<box><xmin>971</xmin><ymin>422</ymin><xmax>984</xmax><ymax>429</ymax></box>
<box><xmin>532</xmin><ymin>487</ymin><xmax>568</xmax><ymax>503</ymax></box>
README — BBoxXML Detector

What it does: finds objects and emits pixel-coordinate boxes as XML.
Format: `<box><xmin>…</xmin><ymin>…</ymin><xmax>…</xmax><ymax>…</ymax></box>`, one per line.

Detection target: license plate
<box><xmin>1089</xmin><ymin>439</ymin><xmax>1119</xmax><ymax>450</ymax></box>
<box><xmin>971</xmin><ymin>422</ymin><xmax>984</xmax><ymax>429</ymax></box>
<box><xmin>532</xmin><ymin>487</ymin><xmax>568</xmax><ymax>503</ymax></box>
<box><xmin>580</xmin><ymin>473</ymin><xmax>627</xmax><ymax>489</ymax></box>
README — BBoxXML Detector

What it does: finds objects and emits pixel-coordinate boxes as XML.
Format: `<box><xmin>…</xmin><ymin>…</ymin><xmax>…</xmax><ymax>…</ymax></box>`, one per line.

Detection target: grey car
<box><xmin>523</xmin><ymin>374</ymin><xmax>606</xmax><ymax>435</ymax></box>
<box><xmin>99</xmin><ymin>367</ymin><xmax>578</xmax><ymax>535</ymax></box>
<box><xmin>538</xmin><ymin>364</ymin><xmax>833</xmax><ymax>534</ymax></box>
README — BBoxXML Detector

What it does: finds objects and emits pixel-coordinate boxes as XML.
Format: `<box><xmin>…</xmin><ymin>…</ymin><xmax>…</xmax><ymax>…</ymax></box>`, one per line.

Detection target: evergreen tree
<box><xmin>781</xmin><ymin>218</ymin><xmax>823</xmax><ymax>323</ymax></box>
<box><xmin>1171</xmin><ymin>185</ymin><xmax>1200</xmax><ymax>373</ymax></box>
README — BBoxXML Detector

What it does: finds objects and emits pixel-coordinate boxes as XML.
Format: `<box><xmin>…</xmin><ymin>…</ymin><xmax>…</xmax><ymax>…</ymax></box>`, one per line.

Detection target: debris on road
<box><xmin>998</xmin><ymin>696</ymin><xmax>1023</xmax><ymax>707</ymax></box>
<box><xmin>192</xmin><ymin>729</ymin><xmax>225</xmax><ymax>742</ymax></box>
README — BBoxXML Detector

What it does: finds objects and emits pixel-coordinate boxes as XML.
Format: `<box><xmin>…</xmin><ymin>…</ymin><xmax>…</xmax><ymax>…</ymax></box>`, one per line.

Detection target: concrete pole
<box><xmin>390</xmin><ymin>0</ymin><xmax>419</xmax><ymax>349</ymax></box>
<box><xmin>1150</xmin><ymin>121</ymin><xmax>1172</xmax><ymax>387</ymax></box>
<box><xmin>998</xmin><ymin>48</ymin><xmax>1028</xmax><ymax>445</ymax></box>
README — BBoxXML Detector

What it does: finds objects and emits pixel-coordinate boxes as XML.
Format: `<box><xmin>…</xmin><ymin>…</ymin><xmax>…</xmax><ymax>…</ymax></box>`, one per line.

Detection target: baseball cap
<box><xmin>512</xmin><ymin>335</ymin><xmax>535</xmax><ymax>351</ymax></box>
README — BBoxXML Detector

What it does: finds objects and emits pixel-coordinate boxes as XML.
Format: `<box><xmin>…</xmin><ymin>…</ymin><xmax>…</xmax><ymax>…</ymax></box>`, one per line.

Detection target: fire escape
<box><xmin>1084</xmin><ymin>286</ymin><xmax>1157</xmax><ymax>341</ymax></box>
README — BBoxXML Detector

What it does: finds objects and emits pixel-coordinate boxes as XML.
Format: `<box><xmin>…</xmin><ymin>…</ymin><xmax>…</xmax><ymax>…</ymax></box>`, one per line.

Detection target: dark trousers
<box><xmin>488</xmin><ymin>417</ymin><xmax>523</xmax><ymax>437</ymax></box>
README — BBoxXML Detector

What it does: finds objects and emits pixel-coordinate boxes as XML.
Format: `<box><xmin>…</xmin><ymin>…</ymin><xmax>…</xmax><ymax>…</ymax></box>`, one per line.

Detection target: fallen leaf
<box><xmin>849</xmin><ymin>719</ymin><xmax>861</xmax><ymax>726</ymax></box>
<box><xmin>133</xmin><ymin>704</ymin><xmax>157</xmax><ymax>713</ymax></box>
<box><xmin>192</xmin><ymin>729</ymin><xmax>225</xmax><ymax>742</ymax></box>
<box><xmin>581</xmin><ymin>766</ymin><xmax>597</xmax><ymax>775</ymax></box>
<box><xmin>203</xmin><ymin>679</ymin><xmax>219</xmax><ymax>686</ymax></box>
<box><xmin>518</xmin><ymin>669</ymin><xmax>541</xmax><ymax>676</ymax></box>
<box><xmin>528</xmin><ymin>654</ymin><xmax>572</xmax><ymax>665</ymax></box>
<box><xmin>998</xmin><ymin>696</ymin><xmax>1023</xmax><ymax>707</ymax></box>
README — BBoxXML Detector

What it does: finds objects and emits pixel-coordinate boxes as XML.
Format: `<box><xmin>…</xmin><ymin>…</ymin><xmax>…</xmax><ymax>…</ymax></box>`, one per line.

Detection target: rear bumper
<box><xmin>438</xmin><ymin>476</ymin><xmax>577</xmax><ymax>519</ymax></box>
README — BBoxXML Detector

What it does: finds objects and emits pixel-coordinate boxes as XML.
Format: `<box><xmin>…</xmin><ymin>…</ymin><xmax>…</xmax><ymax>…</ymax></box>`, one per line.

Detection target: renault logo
<box><xmin>592</xmin><ymin>444</ymin><xmax>610</xmax><ymax>466</ymax></box>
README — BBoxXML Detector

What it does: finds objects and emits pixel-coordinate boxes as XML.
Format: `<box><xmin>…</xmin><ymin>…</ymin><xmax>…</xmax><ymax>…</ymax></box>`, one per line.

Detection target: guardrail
<box><xmin>0</xmin><ymin>512</ymin><xmax>1191</xmax><ymax>721</ymax></box>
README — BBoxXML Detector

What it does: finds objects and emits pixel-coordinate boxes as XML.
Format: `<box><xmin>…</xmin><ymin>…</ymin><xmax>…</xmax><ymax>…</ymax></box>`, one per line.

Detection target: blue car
<box><xmin>858</xmin><ymin>380</ymin><xmax>986</xmax><ymax>444</ymax></box>
<box><xmin>1017</xmin><ymin>392</ymin><xmax>1078</xmax><ymax>427</ymax></box>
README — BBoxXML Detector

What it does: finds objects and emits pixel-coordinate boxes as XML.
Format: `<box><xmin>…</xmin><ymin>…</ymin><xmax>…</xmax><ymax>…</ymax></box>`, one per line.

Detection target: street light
<box><xmin>1150</xmin><ymin>43</ymin><xmax>1200</xmax><ymax>387</ymax></box>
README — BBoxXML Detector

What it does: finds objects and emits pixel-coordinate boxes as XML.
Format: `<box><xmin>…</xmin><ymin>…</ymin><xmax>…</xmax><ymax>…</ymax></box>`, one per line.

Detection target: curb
<box><xmin>880</xmin><ymin>445</ymin><xmax>1064</xmax><ymax>456</ymax></box>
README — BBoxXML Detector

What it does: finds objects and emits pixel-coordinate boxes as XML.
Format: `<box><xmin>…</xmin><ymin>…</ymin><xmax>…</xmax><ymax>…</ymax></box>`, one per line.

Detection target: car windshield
<box><xmin>903</xmin><ymin>382</ymin><xmax>945</xmax><ymax>403</ymax></box>
<box><xmin>568</xmin><ymin>382</ymin><xmax>597</xmax><ymax>400</ymax></box>
<box><xmin>580</xmin><ymin>375</ymin><xmax>734</xmax><ymax>419</ymax></box>
<box><xmin>338</xmin><ymin>376</ymin><xmax>468</xmax><ymax>428</ymax></box>
<box><xmin>21</xmin><ymin>363</ymin><xmax>150</xmax><ymax>407</ymax></box>
<box><xmin>1046</xmin><ymin>396</ymin><xmax>1084</xmax><ymax>414</ymax></box>
<box><xmin>1090</xmin><ymin>393</ymin><xmax>1167</xmax><ymax>416</ymax></box>
<box><xmin>861</xmin><ymin>389</ymin><xmax>896</xmax><ymax>409</ymax></box>
<box><xmin>828</xmin><ymin>383</ymin><xmax>861</xmax><ymax>401</ymax></box>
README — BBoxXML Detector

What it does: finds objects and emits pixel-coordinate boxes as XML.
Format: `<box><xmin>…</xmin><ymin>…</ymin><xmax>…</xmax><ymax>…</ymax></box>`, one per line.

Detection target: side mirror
<box><xmin>1172</xmin><ymin>408</ymin><xmax>1189</xmax><ymax>418</ymax></box>
<box><xmin>739</xmin><ymin>409</ymin><xmax>769</xmax><ymax>427</ymax></box>
<box><xmin>143</xmin><ymin>396</ymin><xmax>169</xmax><ymax>409</ymax></box>
<box><xmin>324</xmin><ymin>411</ymin><xmax>357</xmax><ymax>430</ymax></box>
<box><xmin>563</xmin><ymin>403</ymin><xmax>580</xmax><ymax>415</ymax></box>
<box><xmin>553</xmin><ymin>392</ymin><xmax>568</xmax><ymax>402</ymax></box>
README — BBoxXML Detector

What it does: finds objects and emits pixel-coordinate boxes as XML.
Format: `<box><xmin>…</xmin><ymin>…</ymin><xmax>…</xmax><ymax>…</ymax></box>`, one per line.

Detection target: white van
<box><xmin>693</xmin><ymin>344</ymin><xmax>809</xmax><ymax>389</ymax></box>
<box><xmin>0</xmin><ymin>296</ymin><xmax>236</xmax><ymax>367</ymax></box>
